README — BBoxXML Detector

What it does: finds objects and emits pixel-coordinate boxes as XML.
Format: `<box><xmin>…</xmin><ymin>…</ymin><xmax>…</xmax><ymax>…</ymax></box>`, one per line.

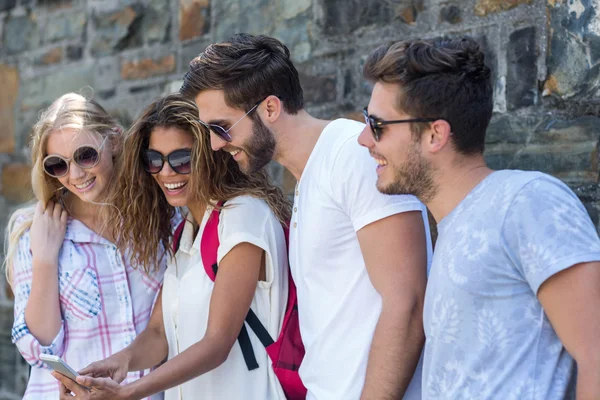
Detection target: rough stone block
<box><xmin>3</xmin><ymin>14</ymin><xmax>39</xmax><ymax>55</ymax></box>
<box><xmin>299</xmin><ymin>73</ymin><xmax>336</xmax><ymax>104</ymax></box>
<box><xmin>121</xmin><ymin>54</ymin><xmax>176</xmax><ymax>80</ymax></box>
<box><xmin>141</xmin><ymin>0</ymin><xmax>171</xmax><ymax>45</ymax></box>
<box><xmin>507</xmin><ymin>26</ymin><xmax>537</xmax><ymax>110</ymax></box>
<box><xmin>474</xmin><ymin>0</ymin><xmax>533</xmax><ymax>16</ymax></box>
<box><xmin>532</xmin><ymin>116</ymin><xmax>600</xmax><ymax>145</ymax></box>
<box><xmin>90</xmin><ymin>6</ymin><xmax>139</xmax><ymax>57</ymax></box>
<box><xmin>316</xmin><ymin>0</ymin><xmax>420</xmax><ymax>35</ymax></box>
<box><xmin>34</xmin><ymin>47</ymin><xmax>63</xmax><ymax>65</ymax></box>
<box><xmin>66</xmin><ymin>44</ymin><xmax>83</xmax><ymax>61</ymax></box>
<box><xmin>440</xmin><ymin>4</ymin><xmax>462</xmax><ymax>24</ymax></box>
<box><xmin>20</xmin><ymin>64</ymin><xmax>94</xmax><ymax>111</ymax></box>
<box><xmin>271</xmin><ymin>13</ymin><xmax>312</xmax><ymax>63</ymax></box>
<box><xmin>0</xmin><ymin>65</ymin><xmax>18</xmax><ymax>153</ymax></box>
<box><xmin>179</xmin><ymin>0</ymin><xmax>210</xmax><ymax>41</ymax></box>
<box><xmin>1</xmin><ymin>164</ymin><xmax>33</xmax><ymax>204</ymax></box>
<box><xmin>544</xmin><ymin>0</ymin><xmax>600</xmax><ymax>100</ymax></box>
<box><xmin>180</xmin><ymin>37</ymin><xmax>211</xmax><ymax>72</ymax></box>
<box><xmin>212</xmin><ymin>0</ymin><xmax>271</xmax><ymax>41</ymax></box>
<box><xmin>0</xmin><ymin>0</ymin><xmax>16</xmax><ymax>12</ymax></box>
<box><xmin>44</xmin><ymin>9</ymin><xmax>86</xmax><ymax>43</ymax></box>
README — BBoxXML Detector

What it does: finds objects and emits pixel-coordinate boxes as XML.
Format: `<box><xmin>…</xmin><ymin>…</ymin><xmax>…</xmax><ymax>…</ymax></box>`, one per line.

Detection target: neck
<box><xmin>64</xmin><ymin>192</ymin><xmax>112</xmax><ymax>240</ymax></box>
<box><xmin>426</xmin><ymin>155</ymin><xmax>493</xmax><ymax>223</ymax></box>
<box><xmin>187</xmin><ymin>201</ymin><xmax>208</xmax><ymax>226</ymax></box>
<box><xmin>272</xmin><ymin>110</ymin><xmax>331</xmax><ymax>181</ymax></box>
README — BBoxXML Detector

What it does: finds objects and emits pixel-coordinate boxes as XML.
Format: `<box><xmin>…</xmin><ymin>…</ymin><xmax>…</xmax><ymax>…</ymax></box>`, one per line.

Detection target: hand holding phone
<box><xmin>40</xmin><ymin>354</ymin><xmax>90</xmax><ymax>390</ymax></box>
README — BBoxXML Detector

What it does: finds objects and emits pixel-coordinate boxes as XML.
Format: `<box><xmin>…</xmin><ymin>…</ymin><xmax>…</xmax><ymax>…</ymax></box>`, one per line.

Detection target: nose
<box><xmin>69</xmin><ymin>162</ymin><xmax>86</xmax><ymax>180</ymax></box>
<box><xmin>210</xmin><ymin>131</ymin><xmax>227</xmax><ymax>152</ymax></box>
<box><xmin>159</xmin><ymin>161</ymin><xmax>177</xmax><ymax>177</ymax></box>
<box><xmin>358</xmin><ymin>125</ymin><xmax>375</xmax><ymax>149</ymax></box>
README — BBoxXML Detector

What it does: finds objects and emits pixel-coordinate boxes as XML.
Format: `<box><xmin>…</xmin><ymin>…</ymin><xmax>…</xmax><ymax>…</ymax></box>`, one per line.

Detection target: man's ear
<box><xmin>426</xmin><ymin>120</ymin><xmax>452</xmax><ymax>153</ymax></box>
<box><xmin>262</xmin><ymin>95</ymin><xmax>283</xmax><ymax>123</ymax></box>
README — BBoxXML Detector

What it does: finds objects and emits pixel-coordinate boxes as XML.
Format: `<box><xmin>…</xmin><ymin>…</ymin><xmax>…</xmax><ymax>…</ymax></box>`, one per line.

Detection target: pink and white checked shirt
<box><xmin>11</xmin><ymin>217</ymin><xmax>166</xmax><ymax>399</ymax></box>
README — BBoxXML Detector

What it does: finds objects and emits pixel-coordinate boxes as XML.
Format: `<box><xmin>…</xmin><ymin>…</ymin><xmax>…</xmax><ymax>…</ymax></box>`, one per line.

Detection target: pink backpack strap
<box><xmin>200</xmin><ymin>202</ymin><xmax>223</xmax><ymax>282</ymax></box>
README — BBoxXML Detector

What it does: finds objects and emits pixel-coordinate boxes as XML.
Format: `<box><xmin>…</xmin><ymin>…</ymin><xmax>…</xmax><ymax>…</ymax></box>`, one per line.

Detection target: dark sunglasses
<box><xmin>143</xmin><ymin>149</ymin><xmax>192</xmax><ymax>174</ymax></box>
<box><xmin>198</xmin><ymin>97</ymin><xmax>268</xmax><ymax>142</ymax></box>
<box><xmin>43</xmin><ymin>138</ymin><xmax>107</xmax><ymax>178</ymax></box>
<box><xmin>363</xmin><ymin>107</ymin><xmax>437</xmax><ymax>142</ymax></box>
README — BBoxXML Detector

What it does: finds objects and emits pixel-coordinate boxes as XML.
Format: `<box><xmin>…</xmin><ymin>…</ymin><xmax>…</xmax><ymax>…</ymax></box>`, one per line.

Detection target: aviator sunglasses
<box><xmin>43</xmin><ymin>137</ymin><xmax>107</xmax><ymax>178</ymax></box>
<box><xmin>363</xmin><ymin>107</ymin><xmax>438</xmax><ymax>142</ymax></box>
<box><xmin>143</xmin><ymin>149</ymin><xmax>192</xmax><ymax>175</ymax></box>
<box><xmin>198</xmin><ymin>97</ymin><xmax>268</xmax><ymax>142</ymax></box>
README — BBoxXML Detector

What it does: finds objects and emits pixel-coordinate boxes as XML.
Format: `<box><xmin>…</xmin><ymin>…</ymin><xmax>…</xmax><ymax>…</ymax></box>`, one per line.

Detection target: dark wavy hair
<box><xmin>105</xmin><ymin>94</ymin><xmax>291</xmax><ymax>272</ymax></box>
<box><xmin>180</xmin><ymin>33</ymin><xmax>304</xmax><ymax>116</ymax></box>
<box><xmin>364</xmin><ymin>37</ymin><xmax>493</xmax><ymax>154</ymax></box>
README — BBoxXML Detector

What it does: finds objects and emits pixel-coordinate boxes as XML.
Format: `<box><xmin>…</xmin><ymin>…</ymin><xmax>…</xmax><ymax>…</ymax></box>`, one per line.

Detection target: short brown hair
<box><xmin>181</xmin><ymin>33</ymin><xmax>304</xmax><ymax>115</ymax></box>
<box><xmin>364</xmin><ymin>37</ymin><xmax>493</xmax><ymax>154</ymax></box>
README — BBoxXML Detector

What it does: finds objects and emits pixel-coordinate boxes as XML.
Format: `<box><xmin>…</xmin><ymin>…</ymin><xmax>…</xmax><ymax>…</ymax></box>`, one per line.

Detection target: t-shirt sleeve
<box><xmin>216</xmin><ymin>196</ymin><xmax>273</xmax><ymax>266</ymax></box>
<box><xmin>329</xmin><ymin>134</ymin><xmax>425</xmax><ymax>232</ymax></box>
<box><xmin>502</xmin><ymin>176</ymin><xmax>600</xmax><ymax>293</ymax></box>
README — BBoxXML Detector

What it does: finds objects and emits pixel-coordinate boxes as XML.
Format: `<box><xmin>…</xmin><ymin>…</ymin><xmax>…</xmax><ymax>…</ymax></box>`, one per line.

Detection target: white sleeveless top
<box><xmin>162</xmin><ymin>196</ymin><xmax>287</xmax><ymax>400</ymax></box>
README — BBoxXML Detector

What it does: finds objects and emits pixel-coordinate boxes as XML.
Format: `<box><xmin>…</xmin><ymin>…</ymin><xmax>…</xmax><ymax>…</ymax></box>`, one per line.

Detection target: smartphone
<box><xmin>39</xmin><ymin>354</ymin><xmax>80</xmax><ymax>382</ymax></box>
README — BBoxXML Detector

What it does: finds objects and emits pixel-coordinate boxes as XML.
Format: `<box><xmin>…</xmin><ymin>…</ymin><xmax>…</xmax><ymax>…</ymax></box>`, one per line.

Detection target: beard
<box><xmin>238</xmin><ymin>116</ymin><xmax>276</xmax><ymax>175</ymax></box>
<box><xmin>378</xmin><ymin>141</ymin><xmax>437</xmax><ymax>203</ymax></box>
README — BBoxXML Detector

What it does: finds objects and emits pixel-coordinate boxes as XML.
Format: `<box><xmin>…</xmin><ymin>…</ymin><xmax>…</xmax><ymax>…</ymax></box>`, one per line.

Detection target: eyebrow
<box><xmin>205</xmin><ymin>119</ymin><xmax>230</xmax><ymax>126</ymax></box>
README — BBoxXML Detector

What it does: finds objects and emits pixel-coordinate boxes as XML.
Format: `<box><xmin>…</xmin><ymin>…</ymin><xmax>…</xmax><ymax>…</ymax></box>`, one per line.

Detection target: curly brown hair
<box><xmin>106</xmin><ymin>93</ymin><xmax>291</xmax><ymax>273</ymax></box>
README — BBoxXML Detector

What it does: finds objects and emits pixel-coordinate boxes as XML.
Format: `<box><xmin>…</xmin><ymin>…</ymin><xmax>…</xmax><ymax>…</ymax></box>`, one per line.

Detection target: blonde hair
<box><xmin>4</xmin><ymin>93</ymin><xmax>122</xmax><ymax>288</ymax></box>
<box><xmin>106</xmin><ymin>93</ymin><xmax>291</xmax><ymax>273</ymax></box>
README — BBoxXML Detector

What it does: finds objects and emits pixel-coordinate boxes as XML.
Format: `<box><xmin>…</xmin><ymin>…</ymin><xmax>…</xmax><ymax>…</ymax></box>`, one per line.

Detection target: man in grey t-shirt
<box><xmin>358</xmin><ymin>37</ymin><xmax>600</xmax><ymax>399</ymax></box>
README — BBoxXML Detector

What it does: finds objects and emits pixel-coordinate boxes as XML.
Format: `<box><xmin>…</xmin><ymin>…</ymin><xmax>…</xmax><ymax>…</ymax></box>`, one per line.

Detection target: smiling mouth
<box><xmin>370</xmin><ymin>153</ymin><xmax>388</xmax><ymax>166</ymax></box>
<box><xmin>229</xmin><ymin>149</ymin><xmax>241</xmax><ymax>157</ymax></box>
<box><xmin>164</xmin><ymin>181</ymin><xmax>188</xmax><ymax>192</ymax></box>
<box><xmin>74</xmin><ymin>177</ymin><xmax>95</xmax><ymax>189</ymax></box>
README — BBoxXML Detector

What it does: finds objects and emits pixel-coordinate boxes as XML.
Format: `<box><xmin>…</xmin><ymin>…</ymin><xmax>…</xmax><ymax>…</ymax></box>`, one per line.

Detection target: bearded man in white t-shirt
<box><xmin>180</xmin><ymin>33</ymin><xmax>432</xmax><ymax>400</ymax></box>
<box><xmin>359</xmin><ymin>37</ymin><xmax>600</xmax><ymax>399</ymax></box>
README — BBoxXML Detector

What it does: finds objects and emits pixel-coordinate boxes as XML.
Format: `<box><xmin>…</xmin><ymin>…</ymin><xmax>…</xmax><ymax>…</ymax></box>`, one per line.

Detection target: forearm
<box><xmin>360</xmin><ymin>302</ymin><xmax>425</xmax><ymax>400</ymax></box>
<box><xmin>118</xmin><ymin>323</ymin><xmax>169</xmax><ymax>373</ymax></box>
<box><xmin>24</xmin><ymin>258</ymin><xmax>61</xmax><ymax>345</ymax></box>
<box><xmin>123</xmin><ymin>334</ymin><xmax>231</xmax><ymax>399</ymax></box>
<box><xmin>576</xmin><ymin>358</ymin><xmax>600</xmax><ymax>400</ymax></box>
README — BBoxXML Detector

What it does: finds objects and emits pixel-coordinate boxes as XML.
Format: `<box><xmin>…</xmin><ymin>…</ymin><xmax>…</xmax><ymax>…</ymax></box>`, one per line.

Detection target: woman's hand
<box><xmin>30</xmin><ymin>201</ymin><xmax>67</xmax><ymax>262</ymax></box>
<box><xmin>53</xmin><ymin>372</ymin><xmax>131</xmax><ymax>400</ymax></box>
<box><xmin>79</xmin><ymin>352</ymin><xmax>131</xmax><ymax>383</ymax></box>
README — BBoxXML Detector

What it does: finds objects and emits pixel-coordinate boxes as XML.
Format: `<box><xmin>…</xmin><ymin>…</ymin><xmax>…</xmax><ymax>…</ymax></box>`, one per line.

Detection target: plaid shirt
<box><xmin>11</xmin><ymin>217</ymin><xmax>166</xmax><ymax>399</ymax></box>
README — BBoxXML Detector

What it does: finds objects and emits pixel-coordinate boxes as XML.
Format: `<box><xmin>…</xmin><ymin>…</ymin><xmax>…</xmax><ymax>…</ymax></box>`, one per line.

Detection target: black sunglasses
<box><xmin>363</xmin><ymin>107</ymin><xmax>437</xmax><ymax>142</ymax></box>
<box><xmin>143</xmin><ymin>149</ymin><xmax>192</xmax><ymax>174</ymax></box>
<box><xmin>43</xmin><ymin>137</ymin><xmax>107</xmax><ymax>178</ymax></box>
<box><xmin>198</xmin><ymin>97</ymin><xmax>268</xmax><ymax>142</ymax></box>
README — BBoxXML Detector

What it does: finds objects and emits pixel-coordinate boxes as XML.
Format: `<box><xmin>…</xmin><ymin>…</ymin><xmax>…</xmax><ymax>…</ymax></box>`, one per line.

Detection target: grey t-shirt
<box><xmin>423</xmin><ymin>170</ymin><xmax>600</xmax><ymax>399</ymax></box>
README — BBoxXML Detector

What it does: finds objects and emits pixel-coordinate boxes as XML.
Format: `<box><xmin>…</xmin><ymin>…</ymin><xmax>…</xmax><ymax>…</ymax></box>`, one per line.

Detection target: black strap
<box><xmin>237</xmin><ymin>324</ymin><xmax>259</xmax><ymax>370</ymax></box>
<box><xmin>245</xmin><ymin>309</ymin><xmax>275</xmax><ymax>348</ymax></box>
<box><xmin>213</xmin><ymin>263</ymin><xmax>275</xmax><ymax>371</ymax></box>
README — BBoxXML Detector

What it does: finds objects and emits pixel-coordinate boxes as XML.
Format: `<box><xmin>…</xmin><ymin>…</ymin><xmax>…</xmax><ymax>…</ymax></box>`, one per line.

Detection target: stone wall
<box><xmin>1</xmin><ymin>0</ymin><xmax>599</xmax><ymax>397</ymax></box>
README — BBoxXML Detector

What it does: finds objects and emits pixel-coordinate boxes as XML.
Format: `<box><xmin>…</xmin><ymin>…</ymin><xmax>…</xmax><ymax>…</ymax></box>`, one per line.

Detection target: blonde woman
<box><xmin>53</xmin><ymin>94</ymin><xmax>291</xmax><ymax>400</ymax></box>
<box><xmin>5</xmin><ymin>93</ymin><xmax>166</xmax><ymax>400</ymax></box>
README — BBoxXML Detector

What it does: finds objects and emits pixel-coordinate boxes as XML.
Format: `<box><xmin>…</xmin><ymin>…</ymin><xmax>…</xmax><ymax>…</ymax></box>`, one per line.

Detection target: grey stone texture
<box><xmin>1</xmin><ymin>0</ymin><xmax>600</xmax><ymax>397</ymax></box>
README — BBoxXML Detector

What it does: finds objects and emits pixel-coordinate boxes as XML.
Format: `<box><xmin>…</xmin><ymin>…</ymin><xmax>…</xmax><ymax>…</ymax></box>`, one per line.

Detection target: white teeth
<box><xmin>164</xmin><ymin>182</ymin><xmax>187</xmax><ymax>190</ymax></box>
<box><xmin>375</xmin><ymin>158</ymin><xmax>388</xmax><ymax>166</ymax></box>
<box><xmin>74</xmin><ymin>178</ymin><xmax>95</xmax><ymax>189</ymax></box>
<box><xmin>230</xmin><ymin>150</ymin><xmax>241</xmax><ymax>156</ymax></box>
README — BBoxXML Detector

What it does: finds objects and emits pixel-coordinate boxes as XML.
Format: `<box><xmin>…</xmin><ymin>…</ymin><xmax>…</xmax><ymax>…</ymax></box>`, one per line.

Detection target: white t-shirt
<box><xmin>423</xmin><ymin>170</ymin><xmax>600</xmax><ymax>399</ymax></box>
<box><xmin>162</xmin><ymin>196</ymin><xmax>288</xmax><ymax>400</ymax></box>
<box><xmin>289</xmin><ymin>118</ymin><xmax>433</xmax><ymax>400</ymax></box>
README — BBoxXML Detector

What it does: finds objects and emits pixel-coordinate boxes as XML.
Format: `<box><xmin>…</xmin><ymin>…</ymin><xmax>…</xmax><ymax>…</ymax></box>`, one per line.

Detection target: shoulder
<box><xmin>506</xmin><ymin>170</ymin><xmax>577</xmax><ymax>206</ymax></box>
<box><xmin>220</xmin><ymin>196</ymin><xmax>274</xmax><ymax>227</ymax></box>
<box><xmin>323</xmin><ymin>118</ymin><xmax>369</xmax><ymax>160</ymax></box>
